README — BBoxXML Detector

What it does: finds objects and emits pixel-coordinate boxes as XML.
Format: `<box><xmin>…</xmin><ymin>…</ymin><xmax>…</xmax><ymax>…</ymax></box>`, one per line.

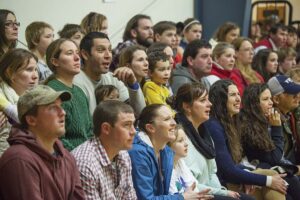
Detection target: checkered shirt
<box><xmin>72</xmin><ymin>137</ymin><xmax>137</xmax><ymax>200</ymax></box>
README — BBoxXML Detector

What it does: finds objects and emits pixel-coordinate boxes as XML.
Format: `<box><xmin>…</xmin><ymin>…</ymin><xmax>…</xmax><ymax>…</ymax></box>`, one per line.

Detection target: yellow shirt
<box><xmin>142</xmin><ymin>81</ymin><xmax>170</xmax><ymax>105</ymax></box>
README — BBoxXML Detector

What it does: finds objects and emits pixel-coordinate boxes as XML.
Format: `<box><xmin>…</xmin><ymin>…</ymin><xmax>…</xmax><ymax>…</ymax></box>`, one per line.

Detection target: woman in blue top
<box><xmin>129</xmin><ymin>104</ymin><xmax>210</xmax><ymax>200</ymax></box>
<box><xmin>206</xmin><ymin>79</ymin><xmax>286</xmax><ymax>200</ymax></box>
<box><xmin>240</xmin><ymin>83</ymin><xmax>300</xmax><ymax>200</ymax></box>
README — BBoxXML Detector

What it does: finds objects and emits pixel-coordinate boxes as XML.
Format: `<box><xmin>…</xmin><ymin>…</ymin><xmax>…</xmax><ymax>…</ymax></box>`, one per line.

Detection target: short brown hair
<box><xmin>174</xmin><ymin>82</ymin><xmax>207</xmax><ymax>113</ymax></box>
<box><xmin>25</xmin><ymin>21</ymin><xmax>53</xmax><ymax>50</ymax></box>
<box><xmin>278</xmin><ymin>47</ymin><xmax>297</xmax><ymax>63</ymax></box>
<box><xmin>80</xmin><ymin>12</ymin><xmax>107</xmax><ymax>34</ymax></box>
<box><xmin>0</xmin><ymin>48</ymin><xmax>38</xmax><ymax>85</ymax></box>
<box><xmin>93</xmin><ymin>100</ymin><xmax>134</xmax><ymax>136</ymax></box>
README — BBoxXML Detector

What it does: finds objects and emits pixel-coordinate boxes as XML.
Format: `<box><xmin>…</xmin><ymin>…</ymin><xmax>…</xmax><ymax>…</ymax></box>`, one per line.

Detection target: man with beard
<box><xmin>110</xmin><ymin>14</ymin><xmax>153</xmax><ymax>71</ymax></box>
<box><xmin>74</xmin><ymin>32</ymin><xmax>145</xmax><ymax>116</ymax></box>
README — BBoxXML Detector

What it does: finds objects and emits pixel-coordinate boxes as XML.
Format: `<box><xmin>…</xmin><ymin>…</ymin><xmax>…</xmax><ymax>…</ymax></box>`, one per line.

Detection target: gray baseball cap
<box><xmin>18</xmin><ymin>85</ymin><xmax>71</xmax><ymax>121</ymax></box>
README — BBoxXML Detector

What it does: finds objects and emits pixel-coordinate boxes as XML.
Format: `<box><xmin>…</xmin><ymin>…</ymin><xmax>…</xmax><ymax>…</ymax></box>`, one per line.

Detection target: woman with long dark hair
<box><xmin>252</xmin><ymin>49</ymin><xmax>278</xmax><ymax>82</ymax></box>
<box><xmin>240</xmin><ymin>83</ymin><xmax>300</xmax><ymax>200</ymax></box>
<box><xmin>0</xmin><ymin>9</ymin><xmax>19</xmax><ymax>58</ymax></box>
<box><xmin>174</xmin><ymin>82</ymin><xmax>254</xmax><ymax>200</ymax></box>
<box><xmin>206</xmin><ymin>79</ymin><xmax>286</xmax><ymax>200</ymax></box>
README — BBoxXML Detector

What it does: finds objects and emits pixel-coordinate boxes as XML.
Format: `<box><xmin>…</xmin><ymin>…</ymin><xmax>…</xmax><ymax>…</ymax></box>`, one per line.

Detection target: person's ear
<box><xmin>131</xmin><ymin>29</ymin><xmax>138</xmax><ymax>38</ymax></box>
<box><xmin>51</xmin><ymin>57</ymin><xmax>59</xmax><ymax>67</ymax></box>
<box><xmin>187</xmin><ymin>56</ymin><xmax>193</xmax><ymax>66</ymax></box>
<box><xmin>182</xmin><ymin>102</ymin><xmax>191</xmax><ymax>114</ymax></box>
<box><xmin>80</xmin><ymin>49</ymin><xmax>89</xmax><ymax>62</ymax></box>
<box><xmin>272</xmin><ymin>95</ymin><xmax>280</xmax><ymax>105</ymax></box>
<box><xmin>31</xmin><ymin>38</ymin><xmax>39</xmax><ymax>46</ymax></box>
<box><xmin>145</xmin><ymin>123</ymin><xmax>155</xmax><ymax>134</ymax></box>
<box><xmin>154</xmin><ymin>33</ymin><xmax>160</xmax><ymax>42</ymax></box>
<box><xmin>100</xmin><ymin>122</ymin><xmax>112</xmax><ymax>136</ymax></box>
<box><xmin>25</xmin><ymin>115</ymin><xmax>37</xmax><ymax>127</ymax></box>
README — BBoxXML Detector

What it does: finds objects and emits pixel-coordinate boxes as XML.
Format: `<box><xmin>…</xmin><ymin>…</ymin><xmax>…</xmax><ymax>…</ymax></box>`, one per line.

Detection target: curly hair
<box><xmin>240</xmin><ymin>83</ymin><xmax>275</xmax><ymax>151</ymax></box>
<box><xmin>209</xmin><ymin>79</ymin><xmax>243</xmax><ymax>163</ymax></box>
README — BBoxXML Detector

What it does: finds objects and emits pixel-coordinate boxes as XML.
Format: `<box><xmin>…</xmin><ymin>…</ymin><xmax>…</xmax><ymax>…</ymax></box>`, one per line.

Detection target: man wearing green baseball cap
<box><xmin>0</xmin><ymin>85</ymin><xmax>85</xmax><ymax>200</ymax></box>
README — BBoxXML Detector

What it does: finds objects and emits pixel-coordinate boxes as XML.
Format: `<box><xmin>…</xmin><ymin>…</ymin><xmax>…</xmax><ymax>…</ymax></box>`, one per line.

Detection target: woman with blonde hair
<box><xmin>80</xmin><ymin>12</ymin><xmax>108</xmax><ymax>34</ymax></box>
<box><xmin>206</xmin><ymin>42</ymin><xmax>235</xmax><ymax>85</ymax></box>
<box><xmin>230</xmin><ymin>37</ymin><xmax>264</xmax><ymax>96</ymax></box>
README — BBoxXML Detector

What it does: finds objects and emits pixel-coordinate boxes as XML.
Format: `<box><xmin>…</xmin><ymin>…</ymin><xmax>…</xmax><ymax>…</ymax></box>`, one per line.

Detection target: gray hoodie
<box><xmin>170</xmin><ymin>64</ymin><xmax>210</xmax><ymax>94</ymax></box>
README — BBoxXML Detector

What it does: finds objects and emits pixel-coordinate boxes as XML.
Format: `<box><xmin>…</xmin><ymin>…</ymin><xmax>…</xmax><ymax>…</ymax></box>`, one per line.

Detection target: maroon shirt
<box><xmin>0</xmin><ymin>126</ymin><xmax>86</xmax><ymax>200</ymax></box>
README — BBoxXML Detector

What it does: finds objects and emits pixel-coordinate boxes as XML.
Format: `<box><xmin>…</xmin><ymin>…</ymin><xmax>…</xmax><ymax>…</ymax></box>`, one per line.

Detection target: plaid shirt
<box><xmin>72</xmin><ymin>137</ymin><xmax>137</xmax><ymax>200</ymax></box>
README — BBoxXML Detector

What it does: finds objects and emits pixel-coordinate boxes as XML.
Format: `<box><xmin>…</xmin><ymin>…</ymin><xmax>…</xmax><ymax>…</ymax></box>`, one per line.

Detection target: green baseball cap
<box><xmin>18</xmin><ymin>85</ymin><xmax>72</xmax><ymax>121</ymax></box>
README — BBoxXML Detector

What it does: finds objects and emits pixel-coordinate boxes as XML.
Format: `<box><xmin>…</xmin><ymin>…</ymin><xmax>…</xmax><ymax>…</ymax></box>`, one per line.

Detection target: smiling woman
<box><xmin>173</xmin><ymin>82</ymin><xmax>255</xmax><ymax>200</ymax></box>
<box><xmin>206</xmin><ymin>80</ymin><xmax>287</xmax><ymax>200</ymax></box>
<box><xmin>45</xmin><ymin>38</ymin><xmax>93</xmax><ymax>151</ymax></box>
<box><xmin>129</xmin><ymin>104</ymin><xmax>193</xmax><ymax>199</ymax></box>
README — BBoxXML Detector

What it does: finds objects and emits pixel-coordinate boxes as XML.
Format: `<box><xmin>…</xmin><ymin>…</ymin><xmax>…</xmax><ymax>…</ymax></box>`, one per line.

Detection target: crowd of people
<box><xmin>0</xmin><ymin>8</ymin><xmax>300</xmax><ymax>200</ymax></box>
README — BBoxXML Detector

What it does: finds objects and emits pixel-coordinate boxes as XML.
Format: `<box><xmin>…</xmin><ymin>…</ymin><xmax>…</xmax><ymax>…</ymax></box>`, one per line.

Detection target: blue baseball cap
<box><xmin>267</xmin><ymin>75</ymin><xmax>300</xmax><ymax>96</ymax></box>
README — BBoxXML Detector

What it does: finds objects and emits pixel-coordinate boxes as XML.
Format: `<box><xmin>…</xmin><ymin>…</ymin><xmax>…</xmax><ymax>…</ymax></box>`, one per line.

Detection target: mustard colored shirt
<box><xmin>142</xmin><ymin>81</ymin><xmax>170</xmax><ymax>106</ymax></box>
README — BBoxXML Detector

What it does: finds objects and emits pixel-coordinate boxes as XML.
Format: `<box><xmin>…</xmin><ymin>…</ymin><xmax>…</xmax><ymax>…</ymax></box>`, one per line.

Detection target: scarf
<box><xmin>175</xmin><ymin>112</ymin><xmax>215</xmax><ymax>159</ymax></box>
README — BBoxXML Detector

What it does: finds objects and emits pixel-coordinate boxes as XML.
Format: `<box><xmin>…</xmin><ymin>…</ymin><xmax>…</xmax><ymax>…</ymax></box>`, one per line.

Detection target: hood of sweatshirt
<box><xmin>171</xmin><ymin>64</ymin><xmax>199</xmax><ymax>82</ymax></box>
<box><xmin>7</xmin><ymin>125</ymin><xmax>66</xmax><ymax>162</ymax></box>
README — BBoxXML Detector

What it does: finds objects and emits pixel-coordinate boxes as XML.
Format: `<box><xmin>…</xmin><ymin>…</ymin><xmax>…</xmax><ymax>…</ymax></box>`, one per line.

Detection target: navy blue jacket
<box><xmin>128</xmin><ymin>133</ymin><xmax>183</xmax><ymax>200</ymax></box>
<box><xmin>205</xmin><ymin>118</ymin><xmax>267</xmax><ymax>186</ymax></box>
<box><xmin>243</xmin><ymin>125</ymin><xmax>284</xmax><ymax>167</ymax></box>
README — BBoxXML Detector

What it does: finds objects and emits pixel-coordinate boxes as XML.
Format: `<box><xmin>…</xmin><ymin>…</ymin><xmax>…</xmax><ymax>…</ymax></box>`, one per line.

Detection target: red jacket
<box><xmin>0</xmin><ymin>126</ymin><xmax>86</xmax><ymax>200</ymax></box>
<box><xmin>230</xmin><ymin>68</ymin><xmax>264</xmax><ymax>97</ymax></box>
<box><xmin>210</xmin><ymin>63</ymin><xmax>232</xmax><ymax>79</ymax></box>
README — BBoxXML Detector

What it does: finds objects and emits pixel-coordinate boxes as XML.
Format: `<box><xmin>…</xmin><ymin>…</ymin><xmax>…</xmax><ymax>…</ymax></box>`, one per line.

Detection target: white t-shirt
<box><xmin>169</xmin><ymin>159</ymin><xmax>199</xmax><ymax>194</ymax></box>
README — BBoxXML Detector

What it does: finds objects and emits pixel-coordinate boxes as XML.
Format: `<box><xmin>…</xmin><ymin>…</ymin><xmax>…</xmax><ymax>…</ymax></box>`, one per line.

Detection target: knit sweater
<box><xmin>47</xmin><ymin>79</ymin><xmax>93</xmax><ymax>151</ymax></box>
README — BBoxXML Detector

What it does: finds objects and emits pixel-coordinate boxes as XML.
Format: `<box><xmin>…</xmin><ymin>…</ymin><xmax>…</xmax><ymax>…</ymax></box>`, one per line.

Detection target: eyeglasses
<box><xmin>4</xmin><ymin>21</ymin><xmax>20</xmax><ymax>28</ymax></box>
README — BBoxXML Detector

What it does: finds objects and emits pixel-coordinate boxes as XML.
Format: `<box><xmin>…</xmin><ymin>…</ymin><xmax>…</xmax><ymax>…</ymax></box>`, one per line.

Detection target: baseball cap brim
<box><xmin>284</xmin><ymin>84</ymin><xmax>300</xmax><ymax>95</ymax></box>
<box><xmin>36</xmin><ymin>91</ymin><xmax>72</xmax><ymax>106</ymax></box>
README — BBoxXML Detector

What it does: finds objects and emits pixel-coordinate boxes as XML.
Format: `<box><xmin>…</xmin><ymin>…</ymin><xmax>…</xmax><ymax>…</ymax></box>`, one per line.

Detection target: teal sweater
<box><xmin>47</xmin><ymin>79</ymin><xmax>93</xmax><ymax>151</ymax></box>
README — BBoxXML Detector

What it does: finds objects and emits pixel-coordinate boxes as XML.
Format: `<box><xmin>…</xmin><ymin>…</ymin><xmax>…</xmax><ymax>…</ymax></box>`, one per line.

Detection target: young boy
<box><xmin>25</xmin><ymin>21</ymin><xmax>54</xmax><ymax>81</ymax></box>
<box><xmin>153</xmin><ymin>21</ymin><xmax>182</xmax><ymax>67</ymax></box>
<box><xmin>278</xmin><ymin>47</ymin><xmax>297</xmax><ymax>74</ymax></box>
<box><xmin>142</xmin><ymin>51</ymin><xmax>171</xmax><ymax>107</ymax></box>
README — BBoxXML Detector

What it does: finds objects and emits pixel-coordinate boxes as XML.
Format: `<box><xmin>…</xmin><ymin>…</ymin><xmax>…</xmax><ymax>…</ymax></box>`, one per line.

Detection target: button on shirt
<box><xmin>72</xmin><ymin>137</ymin><xmax>137</xmax><ymax>200</ymax></box>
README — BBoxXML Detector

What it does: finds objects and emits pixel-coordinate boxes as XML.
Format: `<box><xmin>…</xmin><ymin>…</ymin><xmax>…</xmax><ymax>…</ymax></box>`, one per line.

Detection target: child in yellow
<box><xmin>143</xmin><ymin>51</ymin><xmax>172</xmax><ymax>107</ymax></box>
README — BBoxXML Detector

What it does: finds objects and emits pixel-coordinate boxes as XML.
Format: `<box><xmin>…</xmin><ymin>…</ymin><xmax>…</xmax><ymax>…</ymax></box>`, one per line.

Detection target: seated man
<box><xmin>74</xmin><ymin>31</ymin><xmax>145</xmax><ymax>116</ymax></box>
<box><xmin>277</xmin><ymin>47</ymin><xmax>297</xmax><ymax>75</ymax></box>
<box><xmin>0</xmin><ymin>85</ymin><xmax>85</xmax><ymax>200</ymax></box>
<box><xmin>171</xmin><ymin>39</ymin><xmax>212</xmax><ymax>94</ymax></box>
<box><xmin>268</xmin><ymin>75</ymin><xmax>300</xmax><ymax>166</ymax></box>
<box><xmin>72</xmin><ymin>100</ymin><xmax>137</xmax><ymax>199</ymax></box>
<box><xmin>254</xmin><ymin>23</ymin><xmax>287</xmax><ymax>53</ymax></box>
